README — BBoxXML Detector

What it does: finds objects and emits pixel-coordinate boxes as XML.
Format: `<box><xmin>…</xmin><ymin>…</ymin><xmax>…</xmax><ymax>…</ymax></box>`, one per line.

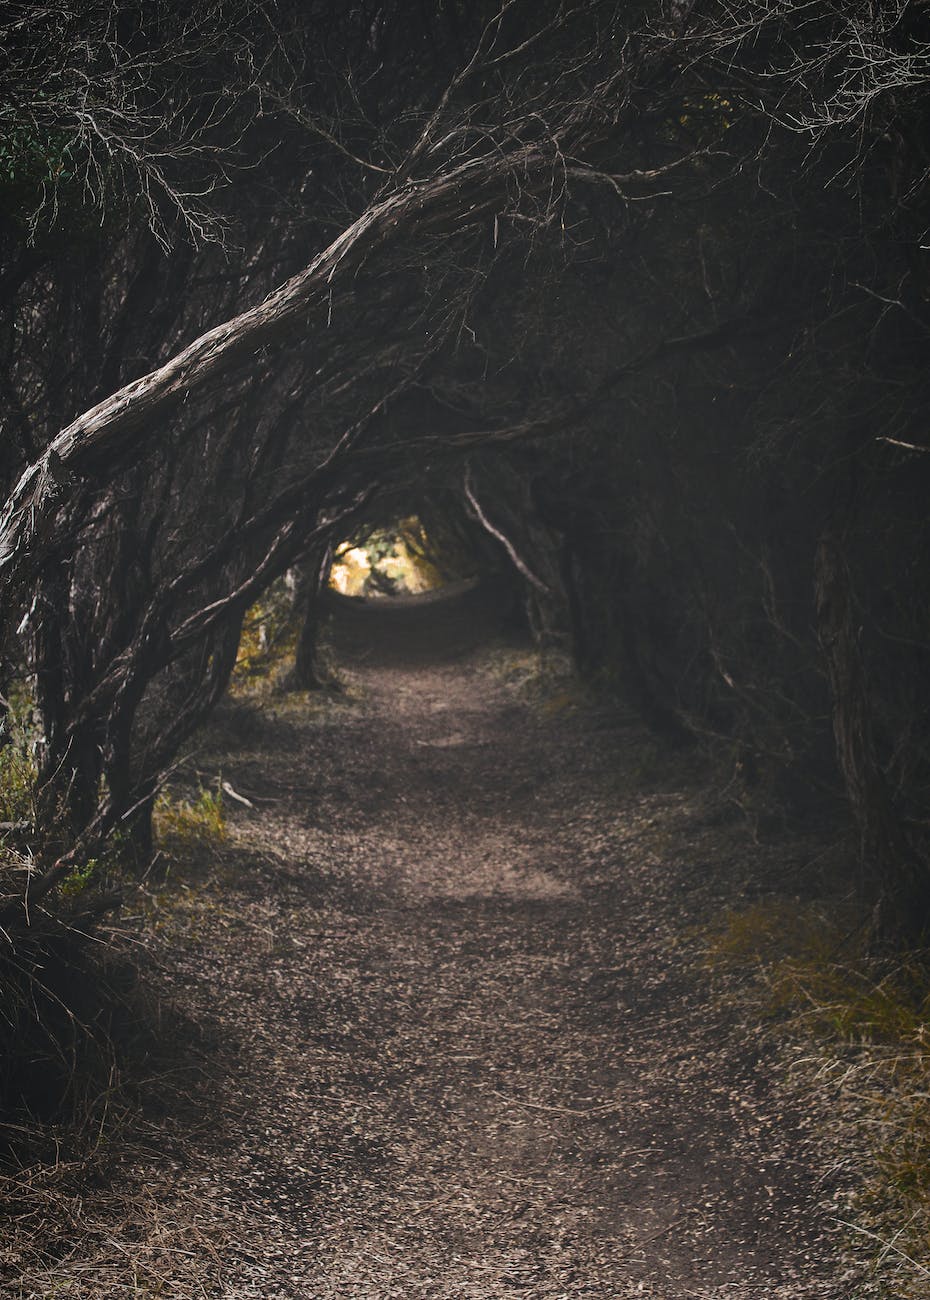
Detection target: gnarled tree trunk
<box><xmin>815</xmin><ymin>534</ymin><xmax>930</xmax><ymax>939</ymax></box>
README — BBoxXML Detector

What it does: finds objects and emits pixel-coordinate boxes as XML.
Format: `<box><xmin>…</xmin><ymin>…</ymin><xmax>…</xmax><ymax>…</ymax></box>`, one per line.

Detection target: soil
<box><xmin>6</xmin><ymin>584</ymin><xmax>871</xmax><ymax>1298</ymax></box>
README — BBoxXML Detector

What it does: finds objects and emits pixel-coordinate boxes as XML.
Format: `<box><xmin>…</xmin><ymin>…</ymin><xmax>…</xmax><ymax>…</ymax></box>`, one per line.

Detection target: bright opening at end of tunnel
<box><xmin>329</xmin><ymin>517</ymin><xmax>447</xmax><ymax>598</ymax></box>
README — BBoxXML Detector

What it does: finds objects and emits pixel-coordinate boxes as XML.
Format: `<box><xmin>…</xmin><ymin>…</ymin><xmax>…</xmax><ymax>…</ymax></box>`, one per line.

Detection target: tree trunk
<box><xmin>291</xmin><ymin>546</ymin><xmax>334</xmax><ymax>691</ymax></box>
<box><xmin>560</xmin><ymin>537</ymin><xmax>590</xmax><ymax>670</ymax></box>
<box><xmin>814</xmin><ymin>534</ymin><xmax>930</xmax><ymax>939</ymax></box>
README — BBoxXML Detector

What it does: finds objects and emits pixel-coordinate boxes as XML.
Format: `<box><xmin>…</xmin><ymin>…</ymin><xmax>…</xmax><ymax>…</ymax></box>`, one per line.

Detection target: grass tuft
<box><xmin>153</xmin><ymin>782</ymin><xmax>226</xmax><ymax>847</ymax></box>
<box><xmin>705</xmin><ymin>898</ymin><xmax>930</xmax><ymax>1295</ymax></box>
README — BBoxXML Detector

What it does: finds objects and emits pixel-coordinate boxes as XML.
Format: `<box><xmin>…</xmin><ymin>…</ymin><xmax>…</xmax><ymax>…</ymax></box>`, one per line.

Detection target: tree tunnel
<box><xmin>5</xmin><ymin>9</ymin><xmax>930</xmax><ymax>1293</ymax></box>
<box><xmin>274</xmin><ymin>493</ymin><xmax>556</xmax><ymax>684</ymax></box>
<box><xmin>2</xmin><ymin>0</ymin><xmax>930</xmax><ymax>952</ymax></box>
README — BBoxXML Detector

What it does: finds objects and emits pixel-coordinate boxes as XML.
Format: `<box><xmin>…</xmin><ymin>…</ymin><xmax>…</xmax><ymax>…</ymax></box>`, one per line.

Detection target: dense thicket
<box><xmin>1</xmin><ymin>0</ymin><xmax>929</xmax><ymax>973</ymax></box>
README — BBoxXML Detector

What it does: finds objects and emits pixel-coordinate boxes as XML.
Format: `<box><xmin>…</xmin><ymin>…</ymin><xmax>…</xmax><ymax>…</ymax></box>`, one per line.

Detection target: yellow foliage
<box><xmin>0</xmin><ymin>682</ymin><xmax>38</xmax><ymax>825</ymax></box>
<box><xmin>232</xmin><ymin>578</ymin><xmax>298</xmax><ymax>693</ymax></box>
<box><xmin>154</xmin><ymin>784</ymin><xmax>226</xmax><ymax>846</ymax></box>
<box><xmin>329</xmin><ymin>516</ymin><xmax>445</xmax><ymax>597</ymax></box>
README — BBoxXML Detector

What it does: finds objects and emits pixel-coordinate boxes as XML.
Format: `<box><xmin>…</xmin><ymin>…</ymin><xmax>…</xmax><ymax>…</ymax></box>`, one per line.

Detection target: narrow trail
<box><xmin>140</xmin><ymin>589</ymin><xmax>851</xmax><ymax>1298</ymax></box>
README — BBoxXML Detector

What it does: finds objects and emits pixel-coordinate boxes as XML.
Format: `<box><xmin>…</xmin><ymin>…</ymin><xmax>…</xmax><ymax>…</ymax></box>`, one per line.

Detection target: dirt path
<box><xmin>22</xmin><ymin>591</ymin><xmax>862</xmax><ymax>1297</ymax></box>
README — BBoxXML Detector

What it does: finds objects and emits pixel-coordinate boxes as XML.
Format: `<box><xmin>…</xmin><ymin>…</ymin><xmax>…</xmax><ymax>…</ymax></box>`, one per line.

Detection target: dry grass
<box><xmin>705</xmin><ymin>899</ymin><xmax>930</xmax><ymax>1297</ymax></box>
<box><xmin>1</xmin><ymin>1145</ymin><xmax>229</xmax><ymax>1299</ymax></box>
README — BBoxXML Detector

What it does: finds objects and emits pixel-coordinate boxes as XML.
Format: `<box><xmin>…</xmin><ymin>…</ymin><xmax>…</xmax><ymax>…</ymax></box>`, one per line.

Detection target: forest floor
<box><xmin>4</xmin><ymin>586</ymin><xmax>884</xmax><ymax>1298</ymax></box>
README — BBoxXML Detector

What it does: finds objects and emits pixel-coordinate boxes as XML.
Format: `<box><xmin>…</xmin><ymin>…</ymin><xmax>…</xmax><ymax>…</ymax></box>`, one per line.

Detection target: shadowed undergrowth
<box><xmin>705</xmin><ymin>900</ymin><xmax>930</xmax><ymax>1296</ymax></box>
<box><xmin>0</xmin><ymin>913</ymin><xmax>227</xmax><ymax>1298</ymax></box>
